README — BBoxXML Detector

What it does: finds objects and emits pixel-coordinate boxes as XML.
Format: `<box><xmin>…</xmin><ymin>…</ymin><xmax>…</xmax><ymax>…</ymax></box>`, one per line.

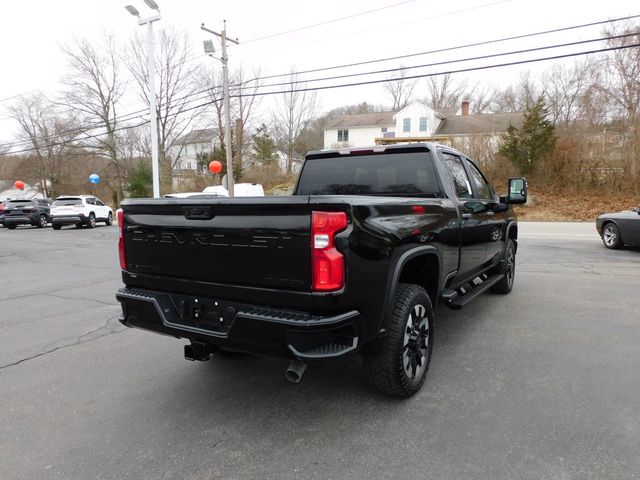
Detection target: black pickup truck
<box><xmin>116</xmin><ymin>143</ymin><xmax>527</xmax><ymax>397</ymax></box>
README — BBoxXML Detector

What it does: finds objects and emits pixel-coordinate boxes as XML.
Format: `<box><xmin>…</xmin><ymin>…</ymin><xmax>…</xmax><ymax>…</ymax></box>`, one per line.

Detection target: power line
<box><xmin>4</xmin><ymin>14</ymin><xmax>638</xmax><ymax>152</ymax></box>
<box><xmin>239</xmin><ymin>0</ymin><xmax>512</xmax><ymax>57</ymax></box>
<box><xmin>238</xmin><ymin>31</ymin><xmax>640</xmax><ymax>92</ymax></box>
<box><xmin>242</xmin><ymin>0</ymin><xmax>420</xmax><ymax>43</ymax></box>
<box><xmin>4</xmin><ymin>12</ymin><xmax>636</xmax><ymax>148</ymax></box>
<box><xmin>229</xmin><ymin>42</ymin><xmax>640</xmax><ymax>100</ymax></box>
<box><xmin>6</xmin><ymin>41</ymin><xmax>638</xmax><ymax>156</ymax></box>
<box><xmin>245</xmin><ymin>13</ymin><xmax>640</xmax><ymax>82</ymax></box>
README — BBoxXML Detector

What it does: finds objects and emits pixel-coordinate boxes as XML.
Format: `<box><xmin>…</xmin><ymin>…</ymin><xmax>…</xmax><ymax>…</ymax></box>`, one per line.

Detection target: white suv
<box><xmin>51</xmin><ymin>195</ymin><xmax>113</xmax><ymax>230</ymax></box>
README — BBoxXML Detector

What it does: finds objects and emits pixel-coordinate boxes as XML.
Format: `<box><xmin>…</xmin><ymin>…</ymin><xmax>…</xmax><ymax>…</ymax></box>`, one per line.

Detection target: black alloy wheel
<box><xmin>491</xmin><ymin>238</ymin><xmax>516</xmax><ymax>294</ymax></box>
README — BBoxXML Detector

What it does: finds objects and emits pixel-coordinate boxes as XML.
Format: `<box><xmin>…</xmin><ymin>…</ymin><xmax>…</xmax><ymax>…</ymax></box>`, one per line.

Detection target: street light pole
<box><xmin>126</xmin><ymin>2</ymin><xmax>161</xmax><ymax>198</ymax></box>
<box><xmin>201</xmin><ymin>21</ymin><xmax>238</xmax><ymax>197</ymax></box>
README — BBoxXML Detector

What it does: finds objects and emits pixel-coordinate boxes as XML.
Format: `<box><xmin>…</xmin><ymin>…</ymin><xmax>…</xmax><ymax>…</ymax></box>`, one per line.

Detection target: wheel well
<box><xmin>508</xmin><ymin>224</ymin><xmax>518</xmax><ymax>240</ymax></box>
<box><xmin>397</xmin><ymin>254</ymin><xmax>439</xmax><ymax>306</ymax></box>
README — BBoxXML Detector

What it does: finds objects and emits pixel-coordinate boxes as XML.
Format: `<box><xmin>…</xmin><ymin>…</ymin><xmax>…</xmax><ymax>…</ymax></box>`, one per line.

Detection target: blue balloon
<box><xmin>89</xmin><ymin>174</ymin><xmax>100</xmax><ymax>184</ymax></box>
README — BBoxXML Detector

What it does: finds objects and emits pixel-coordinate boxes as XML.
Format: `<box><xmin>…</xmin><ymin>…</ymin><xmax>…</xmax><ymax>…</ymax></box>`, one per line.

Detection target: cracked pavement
<box><xmin>1</xmin><ymin>222</ymin><xmax>639</xmax><ymax>480</ymax></box>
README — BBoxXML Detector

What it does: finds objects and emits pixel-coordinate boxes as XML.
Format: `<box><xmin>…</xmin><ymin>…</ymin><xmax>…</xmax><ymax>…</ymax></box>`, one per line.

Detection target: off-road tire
<box><xmin>364</xmin><ymin>284</ymin><xmax>434</xmax><ymax>398</ymax></box>
<box><xmin>491</xmin><ymin>238</ymin><xmax>516</xmax><ymax>294</ymax></box>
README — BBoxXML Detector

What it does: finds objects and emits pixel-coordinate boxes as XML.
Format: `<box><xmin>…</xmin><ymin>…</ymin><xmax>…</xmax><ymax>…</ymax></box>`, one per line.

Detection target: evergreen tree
<box><xmin>126</xmin><ymin>162</ymin><xmax>153</xmax><ymax>198</ymax></box>
<box><xmin>252</xmin><ymin>123</ymin><xmax>278</xmax><ymax>165</ymax></box>
<box><xmin>499</xmin><ymin>95</ymin><xmax>556</xmax><ymax>175</ymax></box>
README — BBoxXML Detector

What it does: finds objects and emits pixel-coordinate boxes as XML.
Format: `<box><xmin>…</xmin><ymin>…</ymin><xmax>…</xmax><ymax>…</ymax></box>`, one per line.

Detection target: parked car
<box><xmin>116</xmin><ymin>142</ymin><xmax>527</xmax><ymax>397</ymax></box>
<box><xmin>0</xmin><ymin>201</ymin><xmax>5</xmax><ymax>226</ymax></box>
<box><xmin>50</xmin><ymin>195</ymin><xmax>113</xmax><ymax>230</ymax></box>
<box><xmin>1</xmin><ymin>198</ymin><xmax>52</xmax><ymax>229</ymax></box>
<box><xmin>596</xmin><ymin>207</ymin><xmax>640</xmax><ymax>248</ymax></box>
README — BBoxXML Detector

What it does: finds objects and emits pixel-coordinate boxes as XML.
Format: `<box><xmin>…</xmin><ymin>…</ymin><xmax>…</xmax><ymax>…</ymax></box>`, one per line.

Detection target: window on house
<box><xmin>419</xmin><ymin>117</ymin><xmax>428</xmax><ymax>132</ymax></box>
<box><xmin>403</xmin><ymin>118</ymin><xmax>411</xmax><ymax>132</ymax></box>
<box><xmin>381</xmin><ymin>127</ymin><xmax>387</xmax><ymax>133</ymax></box>
<box><xmin>338</xmin><ymin>129</ymin><xmax>349</xmax><ymax>142</ymax></box>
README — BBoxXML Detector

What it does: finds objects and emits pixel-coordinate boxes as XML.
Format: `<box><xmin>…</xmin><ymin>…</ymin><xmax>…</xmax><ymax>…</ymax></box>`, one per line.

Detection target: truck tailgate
<box><xmin>121</xmin><ymin>196</ymin><xmax>312</xmax><ymax>291</ymax></box>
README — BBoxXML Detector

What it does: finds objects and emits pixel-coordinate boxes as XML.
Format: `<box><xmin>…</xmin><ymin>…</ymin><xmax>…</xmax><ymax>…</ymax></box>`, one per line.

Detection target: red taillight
<box><xmin>311</xmin><ymin>211</ymin><xmax>348</xmax><ymax>291</ymax></box>
<box><xmin>117</xmin><ymin>209</ymin><xmax>126</xmax><ymax>270</ymax></box>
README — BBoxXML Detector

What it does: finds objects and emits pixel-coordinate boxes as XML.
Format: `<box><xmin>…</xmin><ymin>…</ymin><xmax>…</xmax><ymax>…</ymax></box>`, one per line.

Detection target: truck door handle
<box><xmin>181</xmin><ymin>206</ymin><xmax>215</xmax><ymax>220</ymax></box>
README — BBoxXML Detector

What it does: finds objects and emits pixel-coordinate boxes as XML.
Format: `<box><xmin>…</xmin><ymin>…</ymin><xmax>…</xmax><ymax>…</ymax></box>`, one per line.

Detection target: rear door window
<box><xmin>440</xmin><ymin>152</ymin><xmax>473</xmax><ymax>199</ymax></box>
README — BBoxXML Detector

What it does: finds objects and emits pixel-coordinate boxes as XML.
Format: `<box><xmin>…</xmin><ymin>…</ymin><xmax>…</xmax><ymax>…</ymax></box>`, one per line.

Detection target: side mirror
<box><xmin>507</xmin><ymin>177</ymin><xmax>527</xmax><ymax>205</ymax></box>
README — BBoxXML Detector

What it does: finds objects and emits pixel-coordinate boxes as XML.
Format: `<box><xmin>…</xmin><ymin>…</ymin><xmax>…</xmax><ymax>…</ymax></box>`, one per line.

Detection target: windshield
<box><xmin>296</xmin><ymin>152</ymin><xmax>442</xmax><ymax>197</ymax></box>
<box><xmin>52</xmin><ymin>198</ymin><xmax>82</xmax><ymax>206</ymax></box>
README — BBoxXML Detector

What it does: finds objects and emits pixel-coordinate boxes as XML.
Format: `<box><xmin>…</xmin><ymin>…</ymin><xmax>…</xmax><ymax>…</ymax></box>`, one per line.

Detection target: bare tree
<box><xmin>60</xmin><ymin>35</ymin><xmax>126</xmax><ymax>202</ymax></box>
<box><xmin>599</xmin><ymin>22</ymin><xmax>640</xmax><ymax>121</ymax></box>
<box><xmin>383</xmin><ymin>67</ymin><xmax>417</xmax><ymax>110</ymax></box>
<box><xmin>426</xmin><ymin>73</ymin><xmax>468</xmax><ymax>109</ymax></box>
<box><xmin>542</xmin><ymin>60</ymin><xmax>594</xmax><ymax>125</ymax></box>
<box><xmin>197</xmin><ymin>65</ymin><xmax>263</xmax><ymax>180</ymax></box>
<box><xmin>8</xmin><ymin>93</ymin><xmax>79</xmax><ymax>197</ymax></box>
<box><xmin>492</xmin><ymin>72</ymin><xmax>539</xmax><ymax>113</ymax></box>
<box><xmin>126</xmin><ymin>28</ymin><xmax>203</xmax><ymax>188</ymax></box>
<box><xmin>468</xmin><ymin>84</ymin><xmax>497</xmax><ymax>114</ymax></box>
<box><xmin>272</xmin><ymin>71</ymin><xmax>317</xmax><ymax>174</ymax></box>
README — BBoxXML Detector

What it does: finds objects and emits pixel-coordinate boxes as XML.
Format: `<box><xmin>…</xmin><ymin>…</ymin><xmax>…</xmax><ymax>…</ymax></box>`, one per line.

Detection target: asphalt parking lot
<box><xmin>1</xmin><ymin>222</ymin><xmax>639</xmax><ymax>480</ymax></box>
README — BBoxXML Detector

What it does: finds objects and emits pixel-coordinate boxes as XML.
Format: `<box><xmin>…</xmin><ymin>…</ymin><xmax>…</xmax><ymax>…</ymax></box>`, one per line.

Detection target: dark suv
<box><xmin>1</xmin><ymin>198</ymin><xmax>52</xmax><ymax>229</ymax></box>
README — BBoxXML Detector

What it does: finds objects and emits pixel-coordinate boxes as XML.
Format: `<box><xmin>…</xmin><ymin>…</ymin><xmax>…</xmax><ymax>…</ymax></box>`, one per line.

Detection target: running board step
<box><xmin>445</xmin><ymin>273</ymin><xmax>504</xmax><ymax>310</ymax></box>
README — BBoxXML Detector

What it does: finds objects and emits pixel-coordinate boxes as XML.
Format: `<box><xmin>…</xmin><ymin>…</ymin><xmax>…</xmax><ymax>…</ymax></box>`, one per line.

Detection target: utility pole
<box><xmin>201</xmin><ymin>21</ymin><xmax>238</xmax><ymax>197</ymax></box>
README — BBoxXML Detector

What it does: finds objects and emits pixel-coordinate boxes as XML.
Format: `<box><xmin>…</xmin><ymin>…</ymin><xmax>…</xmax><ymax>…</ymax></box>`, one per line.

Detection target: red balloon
<box><xmin>14</xmin><ymin>180</ymin><xmax>25</xmax><ymax>190</ymax></box>
<box><xmin>208</xmin><ymin>161</ymin><xmax>223</xmax><ymax>174</ymax></box>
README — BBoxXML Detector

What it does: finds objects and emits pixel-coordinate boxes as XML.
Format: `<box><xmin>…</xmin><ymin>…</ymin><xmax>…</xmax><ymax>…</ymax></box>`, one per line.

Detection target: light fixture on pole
<box><xmin>125</xmin><ymin>2</ymin><xmax>162</xmax><ymax>198</ymax></box>
<box><xmin>201</xmin><ymin>22</ymin><xmax>238</xmax><ymax>197</ymax></box>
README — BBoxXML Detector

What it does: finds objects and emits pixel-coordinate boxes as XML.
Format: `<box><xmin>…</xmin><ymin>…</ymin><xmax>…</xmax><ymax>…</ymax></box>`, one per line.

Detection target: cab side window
<box><xmin>441</xmin><ymin>152</ymin><xmax>472</xmax><ymax>199</ymax></box>
<box><xmin>464</xmin><ymin>159</ymin><xmax>493</xmax><ymax>200</ymax></box>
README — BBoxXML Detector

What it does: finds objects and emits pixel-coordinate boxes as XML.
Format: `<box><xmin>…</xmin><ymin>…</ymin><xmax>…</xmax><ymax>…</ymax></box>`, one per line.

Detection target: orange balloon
<box><xmin>208</xmin><ymin>160</ymin><xmax>223</xmax><ymax>174</ymax></box>
<box><xmin>14</xmin><ymin>180</ymin><xmax>25</xmax><ymax>190</ymax></box>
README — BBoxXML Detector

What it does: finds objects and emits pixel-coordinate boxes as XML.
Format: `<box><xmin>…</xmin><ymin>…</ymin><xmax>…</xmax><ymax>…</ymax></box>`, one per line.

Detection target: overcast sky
<box><xmin>0</xmin><ymin>0</ymin><xmax>638</xmax><ymax>142</ymax></box>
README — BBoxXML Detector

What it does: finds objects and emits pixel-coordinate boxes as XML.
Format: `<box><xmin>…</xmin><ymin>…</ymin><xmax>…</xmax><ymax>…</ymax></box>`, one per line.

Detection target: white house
<box><xmin>169</xmin><ymin>128</ymin><xmax>221</xmax><ymax>172</ymax></box>
<box><xmin>323</xmin><ymin>101</ymin><xmax>524</xmax><ymax>150</ymax></box>
<box><xmin>323</xmin><ymin>111</ymin><xmax>396</xmax><ymax>149</ymax></box>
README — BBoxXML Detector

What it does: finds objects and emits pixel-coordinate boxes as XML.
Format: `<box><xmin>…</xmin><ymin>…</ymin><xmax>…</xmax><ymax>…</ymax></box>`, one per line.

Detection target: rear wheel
<box><xmin>87</xmin><ymin>213</ymin><xmax>96</xmax><ymax>229</ymax></box>
<box><xmin>52</xmin><ymin>224</ymin><xmax>62</xmax><ymax>230</ymax></box>
<box><xmin>491</xmin><ymin>238</ymin><xmax>516</xmax><ymax>294</ymax></box>
<box><xmin>364</xmin><ymin>284</ymin><xmax>434</xmax><ymax>398</ymax></box>
<box><xmin>602</xmin><ymin>222</ymin><xmax>623</xmax><ymax>249</ymax></box>
<box><xmin>6</xmin><ymin>224</ymin><xmax>16</xmax><ymax>230</ymax></box>
<box><xmin>37</xmin><ymin>214</ymin><xmax>48</xmax><ymax>228</ymax></box>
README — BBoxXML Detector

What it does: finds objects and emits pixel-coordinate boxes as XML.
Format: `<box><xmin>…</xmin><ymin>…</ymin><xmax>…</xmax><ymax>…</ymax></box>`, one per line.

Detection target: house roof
<box><xmin>435</xmin><ymin>112</ymin><xmax>524</xmax><ymax>135</ymax></box>
<box><xmin>326</xmin><ymin>112</ymin><xmax>395</xmax><ymax>129</ymax></box>
<box><xmin>175</xmin><ymin>128</ymin><xmax>219</xmax><ymax>145</ymax></box>
<box><xmin>434</xmin><ymin>107</ymin><xmax>459</xmax><ymax>117</ymax></box>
